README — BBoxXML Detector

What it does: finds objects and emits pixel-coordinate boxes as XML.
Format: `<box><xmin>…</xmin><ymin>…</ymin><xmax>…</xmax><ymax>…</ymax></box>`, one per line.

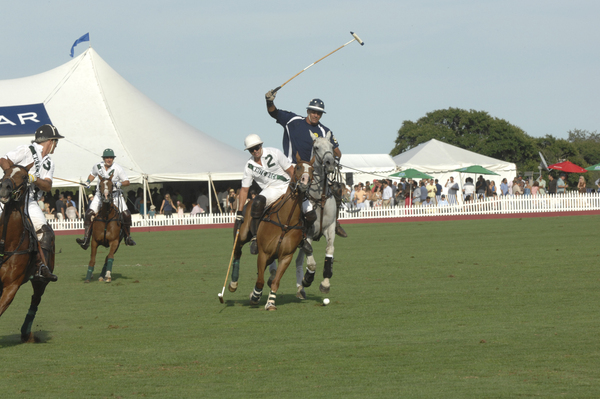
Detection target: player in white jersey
<box><xmin>0</xmin><ymin>124</ymin><xmax>65</xmax><ymax>282</ymax></box>
<box><xmin>76</xmin><ymin>148</ymin><xmax>136</xmax><ymax>249</ymax></box>
<box><xmin>235</xmin><ymin>134</ymin><xmax>315</xmax><ymax>255</ymax></box>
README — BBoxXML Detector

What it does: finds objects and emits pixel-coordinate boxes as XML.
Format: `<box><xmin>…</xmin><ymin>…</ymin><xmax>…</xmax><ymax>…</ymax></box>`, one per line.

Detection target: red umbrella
<box><xmin>547</xmin><ymin>160</ymin><xmax>587</xmax><ymax>173</ymax></box>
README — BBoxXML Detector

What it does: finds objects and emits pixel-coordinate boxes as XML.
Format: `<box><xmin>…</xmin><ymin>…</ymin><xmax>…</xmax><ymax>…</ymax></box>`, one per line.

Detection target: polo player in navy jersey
<box><xmin>264</xmin><ymin>91</ymin><xmax>348</xmax><ymax>238</ymax></box>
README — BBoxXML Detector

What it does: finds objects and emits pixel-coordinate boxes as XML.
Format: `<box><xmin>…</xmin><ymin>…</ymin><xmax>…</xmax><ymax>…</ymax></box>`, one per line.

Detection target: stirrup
<box><xmin>34</xmin><ymin>264</ymin><xmax>58</xmax><ymax>282</ymax></box>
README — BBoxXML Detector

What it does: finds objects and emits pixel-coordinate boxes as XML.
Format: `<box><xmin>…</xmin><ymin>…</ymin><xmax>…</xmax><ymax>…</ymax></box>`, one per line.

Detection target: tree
<box><xmin>391</xmin><ymin>108</ymin><xmax>537</xmax><ymax>170</ymax></box>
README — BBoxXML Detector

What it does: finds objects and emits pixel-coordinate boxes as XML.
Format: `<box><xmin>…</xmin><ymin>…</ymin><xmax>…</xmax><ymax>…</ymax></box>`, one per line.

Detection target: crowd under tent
<box><xmin>392</xmin><ymin>139</ymin><xmax>517</xmax><ymax>198</ymax></box>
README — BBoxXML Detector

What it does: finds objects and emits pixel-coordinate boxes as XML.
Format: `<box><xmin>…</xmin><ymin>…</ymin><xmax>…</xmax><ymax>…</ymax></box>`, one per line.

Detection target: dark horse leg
<box><xmin>21</xmin><ymin>225</ymin><xmax>57</xmax><ymax>341</ymax></box>
<box><xmin>20</xmin><ymin>279</ymin><xmax>49</xmax><ymax>342</ymax></box>
<box><xmin>229</xmin><ymin>202</ymin><xmax>253</xmax><ymax>293</ymax></box>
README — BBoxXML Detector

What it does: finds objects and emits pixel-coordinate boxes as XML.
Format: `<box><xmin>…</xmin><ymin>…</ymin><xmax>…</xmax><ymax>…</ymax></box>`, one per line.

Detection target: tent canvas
<box><xmin>392</xmin><ymin>139</ymin><xmax>517</xmax><ymax>198</ymax></box>
<box><xmin>0</xmin><ymin>48</ymin><xmax>248</xmax><ymax>188</ymax></box>
<box><xmin>339</xmin><ymin>154</ymin><xmax>398</xmax><ymax>185</ymax></box>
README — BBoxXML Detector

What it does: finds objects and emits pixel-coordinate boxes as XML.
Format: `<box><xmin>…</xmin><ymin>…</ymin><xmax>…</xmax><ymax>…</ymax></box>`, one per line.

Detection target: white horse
<box><xmin>295</xmin><ymin>133</ymin><xmax>338</xmax><ymax>297</ymax></box>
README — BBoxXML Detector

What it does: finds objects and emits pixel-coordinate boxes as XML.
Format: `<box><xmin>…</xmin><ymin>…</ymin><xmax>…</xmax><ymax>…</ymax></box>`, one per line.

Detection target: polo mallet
<box><xmin>218</xmin><ymin>229</ymin><xmax>240</xmax><ymax>303</ymax></box>
<box><xmin>271</xmin><ymin>31</ymin><xmax>365</xmax><ymax>93</ymax></box>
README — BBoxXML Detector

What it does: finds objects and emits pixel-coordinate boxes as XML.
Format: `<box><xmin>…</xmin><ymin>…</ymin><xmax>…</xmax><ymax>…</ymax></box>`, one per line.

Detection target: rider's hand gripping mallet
<box><xmin>271</xmin><ymin>31</ymin><xmax>364</xmax><ymax>94</ymax></box>
<box><xmin>218</xmin><ymin>230</ymin><xmax>240</xmax><ymax>303</ymax></box>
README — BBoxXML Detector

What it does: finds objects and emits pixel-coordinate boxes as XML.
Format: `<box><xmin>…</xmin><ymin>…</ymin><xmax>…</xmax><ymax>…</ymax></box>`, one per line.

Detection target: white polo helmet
<box><xmin>244</xmin><ymin>134</ymin><xmax>263</xmax><ymax>150</ymax></box>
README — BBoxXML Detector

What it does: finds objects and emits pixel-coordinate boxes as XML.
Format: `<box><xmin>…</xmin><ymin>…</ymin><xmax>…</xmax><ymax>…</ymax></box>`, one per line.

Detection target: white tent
<box><xmin>339</xmin><ymin>154</ymin><xmax>398</xmax><ymax>186</ymax></box>
<box><xmin>392</xmin><ymin>139</ymin><xmax>517</xmax><ymax>197</ymax></box>
<box><xmin>0</xmin><ymin>48</ymin><xmax>247</xmax><ymax>188</ymax></box>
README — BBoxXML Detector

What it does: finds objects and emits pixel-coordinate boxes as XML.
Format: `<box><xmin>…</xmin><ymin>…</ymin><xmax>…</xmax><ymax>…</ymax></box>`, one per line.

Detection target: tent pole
<box><xmin>209</xmin><ymin>176</ymin><xmax>223</xmax><ymax>214</ymax></box>
<box><xmin>143</xmin><ymin>175</ymin><xmax>147</xmax><ymax>218</ymax></box>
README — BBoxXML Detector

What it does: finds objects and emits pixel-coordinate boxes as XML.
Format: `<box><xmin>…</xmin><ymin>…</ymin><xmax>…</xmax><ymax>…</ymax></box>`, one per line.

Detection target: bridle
<box><xmin>1</xmin><ymin>165</ymin><xmax>30</xmax><ymax>203</ymax></box>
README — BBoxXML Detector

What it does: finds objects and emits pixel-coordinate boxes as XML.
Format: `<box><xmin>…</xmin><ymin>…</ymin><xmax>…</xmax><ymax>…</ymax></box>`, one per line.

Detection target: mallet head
<box><xmin>350</xmin><ymin>31</ymin><xmax>365</xmax><ymax>46</ymax></box>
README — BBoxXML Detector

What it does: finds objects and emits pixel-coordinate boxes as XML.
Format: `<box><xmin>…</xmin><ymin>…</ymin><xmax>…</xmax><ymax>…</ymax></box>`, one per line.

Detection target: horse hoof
<box><xmin>98</xmin><ymin>277</ymin><xmax>104</xmax><ymax>282</ymax></box>
<box><xmin>105</xmin><ymin>277</ymin><xmax>112</xmax><ymax>283</ymax></box>
<box><xmin>319</xmin><ymin>282</ymin><xmax>330</xmax><ymax>294</ymax></box>
<box><xmin>296</xmin><ymin>287</ymin><xmax>306</xmax><ymax>300</ymax></box>
<box><xmin>228</xmin><ymin>281</ymin><xmax>238</xmax><ymax>292</ymax></box>
<box><xmin>20</xmin><ymin>333</ymin><xmax>37</xmax><ymax>343</ymax></box>
<box><xmin>84</xmin><ymin>280</ymin><xmax>90</xmax><ymax>284</ymax></box>
<box><xmin>265</xmin><ymin>303</ymin><xmax>277</xmax><ymax>311</ymax></box>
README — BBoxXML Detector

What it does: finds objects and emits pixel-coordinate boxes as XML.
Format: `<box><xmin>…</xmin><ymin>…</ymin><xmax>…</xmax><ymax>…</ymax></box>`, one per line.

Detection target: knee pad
<box><xmin>304</xmin><ymin>210</ymin><xmax>317</xmax><ymax>224</ymax></box>
<box><xmin>251</xmin><ymin>195</ymin><xmax>266</xmax><ymax>218</ymax></box>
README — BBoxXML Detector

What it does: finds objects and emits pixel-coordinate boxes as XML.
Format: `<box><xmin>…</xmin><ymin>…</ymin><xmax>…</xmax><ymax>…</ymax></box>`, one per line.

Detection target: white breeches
<box><xmin>90</xmin><ymin>193</ymin><xmax>127</xmax><ymax>214</ymax></box>
<box><xmin>261</xmin><ymin>186</ymin><xmax>288</xmax><ymax>208</ymax></box>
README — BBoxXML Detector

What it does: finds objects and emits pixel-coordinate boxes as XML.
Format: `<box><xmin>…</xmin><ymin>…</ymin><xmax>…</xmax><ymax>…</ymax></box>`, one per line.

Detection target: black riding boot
<box><xmin>76</xmin><ymin>209</ymin><xmax>95</xmax><ymax>250</ymax></box>
<box><xmin>299</xmin><ymin>210</ymin><xmax>316</xmax><ymax>255</ymax></box>
<box><xmin>122</xmin><ymin>210</ymin><xmax>136</xmax><ymax>246</ymax></box>
<box><xmin>34</xmin><ymin>225</ymin><xmax>58</xmax><ymax>282</ymax></box>
<box><xmin>249</xmin><ymin>195</ymin><xmax>266</xmax><ymax>255</ymax></box>
<box><xmin>331</xmin><ymin>182</ymin><xmax>348</xmax><ymax>238</ymax></box>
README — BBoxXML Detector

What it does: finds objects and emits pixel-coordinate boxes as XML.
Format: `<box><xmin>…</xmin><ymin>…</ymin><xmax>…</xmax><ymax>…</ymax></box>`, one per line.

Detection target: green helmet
<box><xmin>102</xmin><ymin>148</ymin><xmax>116</xmax><ymax>158</ymax></box>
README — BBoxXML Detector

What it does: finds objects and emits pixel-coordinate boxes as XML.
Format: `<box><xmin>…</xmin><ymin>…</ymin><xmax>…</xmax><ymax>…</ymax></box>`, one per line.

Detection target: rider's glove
<box><xmin>114</xmin><ymin>181</ymin><xmax>122</xmax><ymax>189</ymax></box>
<box><xmin>84</xmin><ymin>179</ymin><xmax>91</xmax><ymax>189</ymax></box>
<box><xmin>234</xmin><ymin>210</ymin><xmax>244</xmax><ymax>231</ymax></box>
<box><xmin>28</xmin><ymin>174</ymin><xmax>37</xmax><ymax>183</ymax></box>
<box><xmin>265</xmin><ymin>90</ymin><xmax>276</xmax><ymax>102</ymax></box>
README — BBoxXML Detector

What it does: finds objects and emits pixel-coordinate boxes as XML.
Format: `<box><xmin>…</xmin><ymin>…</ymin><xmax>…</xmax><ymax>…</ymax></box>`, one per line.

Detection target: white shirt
<box><xmin>3</xmin><ymin>142</ymin><xmax>54</xmax><ymax>202</ymax></box>
<box><xmin>242</xmin><ymin>147</ymin><xmax>292</xmax><ymax>191</ymax></box>
<box><xmin>382</xmin><ymin>185</ymin><xmax>393</xmax><ymax>200</ymax></box>
<box><xmin>90</xmin><ymin>162</ymin><xmax>129</xmax><ymax>194</ymax></box>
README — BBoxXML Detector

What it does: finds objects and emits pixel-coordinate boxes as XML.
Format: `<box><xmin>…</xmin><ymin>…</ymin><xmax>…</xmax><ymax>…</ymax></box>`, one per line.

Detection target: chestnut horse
<box><xmin>84</xmin><ymin>177</ymin><xmax>122</xmax><ymax>283</ymax></box>
<box><xmin>0</xmin><ymin>163</ymin><xmax>52</xmax><ymax>342</ymax></box>
<box><xmin>228</xmin><ymin>155</ymin><xmax>314</xmax><ymax>310</ymax></box>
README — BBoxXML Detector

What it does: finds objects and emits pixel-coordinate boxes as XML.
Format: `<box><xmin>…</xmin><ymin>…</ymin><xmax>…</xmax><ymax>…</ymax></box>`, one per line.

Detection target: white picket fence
<box><xmin>48</xmin><ymin>192</ymin><xmax>600</xmax><ymax>231</ymax></box>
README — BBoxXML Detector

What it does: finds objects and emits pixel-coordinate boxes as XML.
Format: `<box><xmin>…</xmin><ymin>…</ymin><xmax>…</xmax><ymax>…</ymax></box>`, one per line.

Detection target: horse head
<box><xmin>294</xmin><ymin>153</ymin><xmax>315</xmax><ymax>193</ymax></box>
<box><xmin>311</xmin><ymin>132</ymin><xmax>336</xmax><ymax>175</ymax></box>
<box><xmin>98</xmin><ymin>177</ymin><xmax>114</xmax><ymax>204</ymax></box>
<box><xmin>0</xmin><ymin>161</ymin><xmax>32</xmax><ymax>205</ymax></box>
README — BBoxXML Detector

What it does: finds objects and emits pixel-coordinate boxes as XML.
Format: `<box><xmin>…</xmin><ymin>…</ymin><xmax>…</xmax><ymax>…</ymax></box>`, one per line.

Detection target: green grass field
<box><xmin>1</xmin><ymin>215</ymin><xmax>599</xmax><ymax>398</ymax></box>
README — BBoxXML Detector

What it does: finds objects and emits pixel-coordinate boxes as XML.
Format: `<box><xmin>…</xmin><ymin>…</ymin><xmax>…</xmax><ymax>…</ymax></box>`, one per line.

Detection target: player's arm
<box><xmin>334</xmin><ymin>147</ymin><xmax>342</xmax><ymax>159</ymax></box>
<box><xmin>237</xmin><ymin>187</ymin><xmax>250</xmax><ymax>212</ymax></box>
<box><xmin>265</xmin><ymin>90</ymin><xmax>277</xmax><ymax>117</ymax></box>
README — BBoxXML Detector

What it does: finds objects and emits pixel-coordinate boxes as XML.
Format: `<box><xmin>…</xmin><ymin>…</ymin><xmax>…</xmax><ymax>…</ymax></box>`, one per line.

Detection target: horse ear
<box><xmin>326</xmin><ymin>131</ymin><xmax>332</xmax><ymax>140</ymax></box>
<box><xmin>310</xmin><ymin>155</ymin><xmax>316</xmax><ymax>165</ymax></box>
<box><xmin>25</xmin><ymin>162</ymin><xmax>34</xmax><ymax>171</ymax></box>
<box><xmin>312</xmin><ymin>134</ymin><xmax>317</xmax><ymax>143</ymax></box>
<box><xmin>295</xmin><ymin>152</ymin><xmax>302</xmax><ymax>164</ymax></box>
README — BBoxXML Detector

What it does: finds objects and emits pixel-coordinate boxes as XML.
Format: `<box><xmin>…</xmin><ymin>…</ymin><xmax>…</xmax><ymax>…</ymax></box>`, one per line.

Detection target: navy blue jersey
<box><xmin>274</xmin><ymin>110</ymin><xmax>339</xmax><ymax>163</ymax></box>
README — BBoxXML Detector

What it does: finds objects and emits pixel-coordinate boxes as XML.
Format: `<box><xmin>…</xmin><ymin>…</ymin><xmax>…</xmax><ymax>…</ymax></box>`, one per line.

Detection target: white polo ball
<box><xmin>323</xmin><ymin>298</ymin><xmax>330</xmax><ymax>305</ymax></box>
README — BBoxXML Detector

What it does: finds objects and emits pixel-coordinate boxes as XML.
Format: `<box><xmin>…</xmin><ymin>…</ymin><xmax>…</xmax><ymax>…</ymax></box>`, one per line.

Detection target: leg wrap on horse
<box><xmin>323</xmin><ymin>256</ymin><xmax>333</xmax><ymax>279</ymax></box>
<box><xmin>122</xmin><ymin>210</ymin><xmax>136</xmax><ymax>246</ymax></box>
<box><xmin>302</xmin><ymin>269</ymin><xmax>315</xmax><ymax>287</ymax></box>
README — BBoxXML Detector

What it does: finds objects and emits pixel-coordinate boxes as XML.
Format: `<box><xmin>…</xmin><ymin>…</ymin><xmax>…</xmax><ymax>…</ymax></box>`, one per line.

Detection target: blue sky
<box><xmin>1</xmin><ymin>0</ymin><xmax>598</xmax><ymax>155</ymax></box>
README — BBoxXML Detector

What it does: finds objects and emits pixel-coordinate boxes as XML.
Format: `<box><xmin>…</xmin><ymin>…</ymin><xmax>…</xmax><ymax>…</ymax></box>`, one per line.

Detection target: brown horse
<box><xmin>228</xmin><ymin>154</ymin><xmax>314</xmax><ymax>310</ymax></box>
<box><xmin>84</xmin><ymin>177</ymin><xmax>122</xmax><ymax>283</ymax></box>
<box><xmin>0</xmin><ymin>162</ymin><xmax>53</xmax><ymax>342</ymax></box>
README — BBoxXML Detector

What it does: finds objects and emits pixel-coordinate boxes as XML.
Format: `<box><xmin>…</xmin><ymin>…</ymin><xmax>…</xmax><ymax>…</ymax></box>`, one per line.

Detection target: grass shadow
<box><xmin>0</xmin><ymin>331</ymin><xmax>52</xmax><ymax>348</ymax></box>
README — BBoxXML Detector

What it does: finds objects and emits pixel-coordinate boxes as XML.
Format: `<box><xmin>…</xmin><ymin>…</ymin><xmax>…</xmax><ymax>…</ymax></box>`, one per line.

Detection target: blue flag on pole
<box><xmin>70</xmin><ymin>33</ymin><xmax>90</xmax><ymax>57</ymax></box>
